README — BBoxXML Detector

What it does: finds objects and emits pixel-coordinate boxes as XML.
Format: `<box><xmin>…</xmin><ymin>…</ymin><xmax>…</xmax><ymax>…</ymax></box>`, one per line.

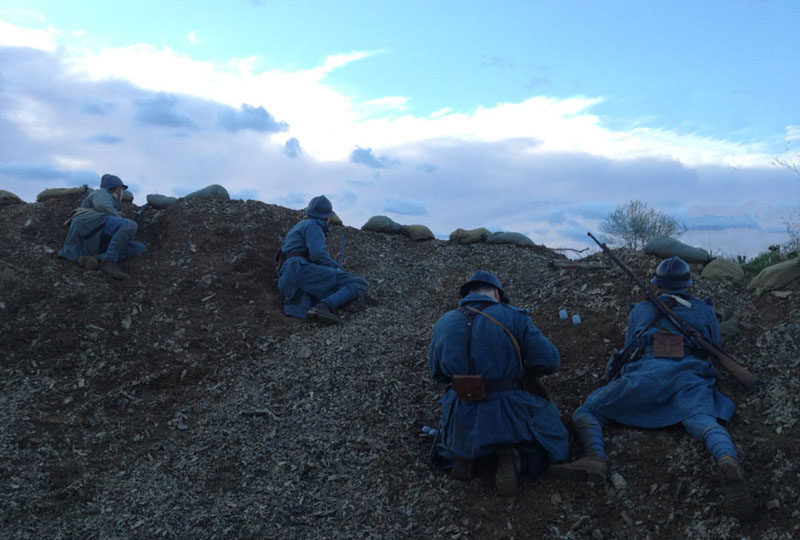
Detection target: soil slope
<box><xmin>1</xmin><ymin>195</ymin><xmax>798</xmax><ymax>539</ymax></box>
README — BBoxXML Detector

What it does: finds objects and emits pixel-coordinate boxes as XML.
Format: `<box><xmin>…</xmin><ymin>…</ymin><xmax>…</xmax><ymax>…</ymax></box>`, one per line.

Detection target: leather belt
<box><xmin>484</xmin><ymin>378</ymin><xmax>523</xmax><ymax>392</ymax></box>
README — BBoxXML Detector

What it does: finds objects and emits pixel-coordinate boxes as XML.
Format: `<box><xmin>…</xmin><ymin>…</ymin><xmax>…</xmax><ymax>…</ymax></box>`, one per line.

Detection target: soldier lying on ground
<box><xmin>58</xmin><ymin>174</ymin><xmax>146</xmax><ymax>280</ymax></box>
<box><xmin>276</xmin><ymin>195</ymin><xmax>368</xmax><ymax>324</ymax></box>
<box><xmin>428</xmin><ymin>271</ymin><xmax>570</xmax><ymax>495</ymax></box>
<box><xmin>550</xmin><ymin>257</ymin><xmax>754</xmax><ymax>521</ymax></box>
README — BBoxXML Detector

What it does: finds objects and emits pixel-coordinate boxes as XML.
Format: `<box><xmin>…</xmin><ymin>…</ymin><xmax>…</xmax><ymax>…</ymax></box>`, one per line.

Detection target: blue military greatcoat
<box><xmin>278</xmin><ymin>218</ymin><xmax>368</xmax><ymax>318</ymax></box>
<box><xmin>581</xmin><ymin>290</ymin><xmax>734</xmax><ymax>427</ymax></box>
<box><xmin>428</xmin><ymin>293</ymin><xmax>569</xmax><ymax>473</ymax></box>
<box><xmin>58</xmin><ymin>189</ymin><xmax>124</xmax><ymax>261</ymax></box>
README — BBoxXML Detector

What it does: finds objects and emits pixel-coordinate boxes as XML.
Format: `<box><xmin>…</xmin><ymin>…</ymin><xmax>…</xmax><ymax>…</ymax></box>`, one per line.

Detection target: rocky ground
<box><xmin>1</xmin><ymin>194</ymin><xmax>798</xmax><ymax>539</ymax></box>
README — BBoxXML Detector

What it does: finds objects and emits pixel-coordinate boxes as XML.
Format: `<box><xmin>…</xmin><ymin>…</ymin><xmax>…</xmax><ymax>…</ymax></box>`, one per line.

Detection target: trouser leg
<box><xmin>117</xmin><ymin>240</ymin><xmax>147</xmax><ymax>263</ymax></box>
<box><xmin>573</xmin><ymin>406</ymin><xmax>608</xmax><ymax>460</ymax></box>
<box><xmin>100</xmin><ymin>217</ymin><xmax>138</xmax><ymax>263</ymax></box>
<box><xmin>681</xmin><ymin>414</ymin><xmax>738</xmax><ymax>462</ymax></box>
<box><xmin>321</xmin><ymin>273</ymin><xmax>368</xmax><ymax>310</ymax></box>
<box><xmin>548</xmin><ymin>406</ymin><xmax>609</xmax><ymax>483</ymax></box>
<box><xmin>681</xmin><ymin>413</ymin><xmax>753</xmax><ymax>521</ymax></box>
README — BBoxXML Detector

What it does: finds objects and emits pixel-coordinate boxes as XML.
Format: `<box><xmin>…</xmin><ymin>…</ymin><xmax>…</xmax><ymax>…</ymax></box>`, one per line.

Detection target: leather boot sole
<box><xmin>451</xmin><ymin>458</ymin><xmax>474</xmax><ymax>482</ymax></box>
<box><xmin>99</xmin><ymin>260</ymin><xmax>130</xmax><ymax>280</ymax></box>
<box><xmin>306</xmin><ymin>307</ymin><xmax>339</xmax><ymax>325</ymax></box>
<box><xmin>718</xmin><ymin>458</ymin><xmax>755</xmax><ymax>521</ymax></box>
<box><xmin>722</xmin><ymin>479</ymin><xmax>755</xmax><ymax>521</ymax></box>
<box><xmin>495</xmin><ymin>448</ymin><xmax>520</xmax><ymax>495</ymax></box>
<box><xmin>548</xmin><ymin>457</ymin><xmax>607</xmax><ymax>484</ymax></box>
<box><xmin>78</xmin><ymin>256</ymin><xmax>99</xmax><ymax>271</ymax></box>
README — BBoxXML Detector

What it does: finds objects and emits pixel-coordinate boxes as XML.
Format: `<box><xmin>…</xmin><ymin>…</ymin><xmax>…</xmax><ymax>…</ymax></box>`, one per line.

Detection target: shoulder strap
<box><xmin>463</xmin><ymin>304</ymin><xmax>524</xmax><ymax>372</ymax></box>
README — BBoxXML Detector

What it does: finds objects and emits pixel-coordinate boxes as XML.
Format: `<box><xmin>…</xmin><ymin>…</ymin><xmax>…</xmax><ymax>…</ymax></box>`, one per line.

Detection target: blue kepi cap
<box><xmin>306</xmin><ymin>195</ymin><xmax>333</xmax><ymax>219</ymax></box>
<box><xmin>460</xmin><ymin>270</ymin><xmax>505</xmax><ymax>298</ymax></box>
<box><xmin>100</xmin><ymin>174</ymin><xmax>128</xmax><ymax>191</ymax></box>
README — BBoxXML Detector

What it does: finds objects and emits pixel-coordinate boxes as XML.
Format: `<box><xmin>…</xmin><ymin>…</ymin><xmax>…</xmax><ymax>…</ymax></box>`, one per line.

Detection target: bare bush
<box><xmin>600</xmin><ymin>200</ymin><xmax>686</xmax><ymax>250</ymax></box>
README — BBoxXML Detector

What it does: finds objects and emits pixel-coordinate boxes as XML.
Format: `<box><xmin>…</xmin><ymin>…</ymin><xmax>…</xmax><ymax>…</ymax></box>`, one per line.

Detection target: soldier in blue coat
<box><xmin>551</xmin><ymin>257</ymin><xmax>753</xmax><ymax>521</ymax></box>
<box><xmin>428</xmin><ymin>271</ymin><xmax>570</xmax><ymax>494</ymax></box>
<box><xmin>58</xmin><ymin>174</ymin><xmax>146</xmax><ymax>280</ymax></box>
<box><xmin>277</xmin><ymin>195</ymin><xmax>368</xmax><ymax>324</ymax></box>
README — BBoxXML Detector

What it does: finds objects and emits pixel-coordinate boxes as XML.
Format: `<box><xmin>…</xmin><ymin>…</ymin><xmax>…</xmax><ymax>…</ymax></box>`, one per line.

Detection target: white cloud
<box><xmin>366</xmin><ymin>96</ymin><xmax>409</xmax><ymax>110</ymax></box>
<box><xmin>4</xmin><ymin>96</ymin><xmax>65</xmax><ymax>139</ymax></box>
<box><xmin>0</xmin><ymin>19</ymin><xmax>57</xmax><ymax>51</ymax></box>
<box><xmin>40</xmin><ymin>25</ymin><xmax>771</xmax><ymax>168</ymax></box>
<box><xmin>0</xmin><ymin>18</ymin><xmax>793</xmax><ymax>258</ymax></box>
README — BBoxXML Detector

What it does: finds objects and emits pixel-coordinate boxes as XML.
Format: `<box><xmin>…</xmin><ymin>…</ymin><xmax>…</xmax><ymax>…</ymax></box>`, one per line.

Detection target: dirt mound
<box><xmin>1</xmin><ymin>197</ymin><xmax>798</xmax><ymax>539</ymax></box>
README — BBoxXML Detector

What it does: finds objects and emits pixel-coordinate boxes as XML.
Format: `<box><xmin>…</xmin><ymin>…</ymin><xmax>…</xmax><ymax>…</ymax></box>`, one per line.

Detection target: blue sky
<box><xmin>1</xmin><ymin>0</ymin><xmax>798</xmax><ymax>256</ymax></box>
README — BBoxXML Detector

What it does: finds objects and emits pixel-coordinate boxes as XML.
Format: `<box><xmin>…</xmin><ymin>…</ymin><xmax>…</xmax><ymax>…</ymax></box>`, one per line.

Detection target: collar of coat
<box><xmin>458</xmin><ymin>293</ymin><xmax>498</xmax><ymax>307</ymax></box>
<box><xmin>304</xmin><ymin>217</ymin><xmax>329</xmax><ymax>234</ymax></box>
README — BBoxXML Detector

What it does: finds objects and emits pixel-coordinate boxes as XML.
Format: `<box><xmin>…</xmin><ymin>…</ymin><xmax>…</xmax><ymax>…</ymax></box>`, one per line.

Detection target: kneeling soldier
<box><xmin>58</xmin><ymin>174</ymin><xmax>146</xmax><ymax>280</ymax></box>
<box><xmin>276</xmin><ymin>195</ymin><xmax>368</xmax><ymax>324</ymax></box>
<box><xmin>428</xmin><ymin>271</ymin><xmax>569</xmax><ymax>494</ymax></box>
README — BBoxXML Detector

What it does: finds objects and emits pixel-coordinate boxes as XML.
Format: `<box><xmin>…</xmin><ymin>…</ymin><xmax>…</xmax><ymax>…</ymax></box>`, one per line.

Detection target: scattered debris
<box><xmin>0</xmin><ymin>194</ymin><xmax>797</xmax><ymax>539</ymax></box>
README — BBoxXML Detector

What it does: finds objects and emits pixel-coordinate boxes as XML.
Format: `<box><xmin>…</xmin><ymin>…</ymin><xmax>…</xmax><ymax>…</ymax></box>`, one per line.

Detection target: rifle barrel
<box><xmin>587</xmin><ymin>232</ymin><xmax>759</xmax><ymax>389</ymax></box>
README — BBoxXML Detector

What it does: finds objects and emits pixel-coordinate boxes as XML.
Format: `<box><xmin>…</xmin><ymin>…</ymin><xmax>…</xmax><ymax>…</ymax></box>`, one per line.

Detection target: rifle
<box><xmin>427</xmin><ymin>422</ymin><xmax>442</xmax><ymax>471</ymax></box>
<box><xmin>134</xmin><ymin>203</ymin><xmax>151</xmax><ymax>222</ymax></box>
<box><xmin>334</xmin><ymin>230</ymin><xmax>346</xmax><ymax>267</ymax></box>
<box><xmin>605</xmin><ymin>333</ymin><xmax>643</xmax><ymax>382</ymax></box>
<box><xmin>588</xmin><ymin>232</ymin><xmax>759</xmax><ymax>389</ymax></box>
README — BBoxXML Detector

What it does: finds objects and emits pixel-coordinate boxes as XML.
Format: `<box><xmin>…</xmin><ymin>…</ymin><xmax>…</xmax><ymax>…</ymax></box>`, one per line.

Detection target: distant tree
<box><xmin>600</xmin><ymin>200</ymin><xmax>686</xmax><ymax>250</ymax></box>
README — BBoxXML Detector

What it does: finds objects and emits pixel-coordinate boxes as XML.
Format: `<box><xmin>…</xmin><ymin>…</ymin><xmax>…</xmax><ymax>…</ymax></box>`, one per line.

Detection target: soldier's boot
<box><xmin>548</xmin><ymin>454</ymin><xmax>608</xmax><ymax>484</ymax></box>
<box><xmin>718</xmin><ymin>456</ymin><xmax>755</xmax><ymax>522</ymax></box>
<box><xmin>306</xmin><ymin>302</ymin><xmax>339</xmax><ymax>325</ymax></box>
<box><xmin>99</xmin><ymin>259</ymin><xmax>130</xmax><ymax>280</ymax></box>
<box><xmin>450</xmin><ymin>457</ymin><xmax>474</xmax><ymax>482</ymax></box>
<box><xmin>78</xmin><ymin>255</ymin><xmax>99</xmax><ymax>271</ymax></box>
<box><xmin>495</xmin><ymin>447</ymin><xmax>521</xmax><ymax>495</ymax></box>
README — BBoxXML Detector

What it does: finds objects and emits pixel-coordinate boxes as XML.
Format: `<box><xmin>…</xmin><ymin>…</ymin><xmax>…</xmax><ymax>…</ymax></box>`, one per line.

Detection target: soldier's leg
<box><xmin>320</xmin><ymin>272</ymin><xmax>368</xmax><ymax>310</ymax></box>
<box><xmin>682</xmin><ymin>414</ymin><xmax>754</xmax><ymax>521</ymax></box>
<box><xmin>99</xmin><ymin>217</ymin><xmax>138</xmax><ymax>263</ymax></box>
<box><xmin>573</xmin><ymin>406</ymin><xmax>608</xmax><ymax>461</ymax></box>
<box><xmin>548</xmin><ymin>406</ymin><xmax>608</xmax><ymax>483</ymax></box>
<box><xmin>96</xmin><ymin>217</ymin><xmax>137</xmax><ymax>279</ymax></box>
<box><xmin>117</xmin><ymin>240</ymin><xmax>147</xmax><ymax>263</ymax></box>
<box><xmin>681</xmin><ymin>413</ymin><xmax>737</xmax><ymax>460</ymax></box>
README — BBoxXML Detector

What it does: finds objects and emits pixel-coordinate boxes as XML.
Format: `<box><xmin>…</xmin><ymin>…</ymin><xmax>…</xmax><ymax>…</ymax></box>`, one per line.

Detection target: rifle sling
<box><xmin>462</xmin><ymin>304</ymin><xmax>524</xmax><ymax>373</ymax></box>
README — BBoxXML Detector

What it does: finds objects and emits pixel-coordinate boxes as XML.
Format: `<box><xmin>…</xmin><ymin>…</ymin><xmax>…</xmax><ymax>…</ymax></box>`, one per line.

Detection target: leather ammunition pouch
<box><xmin>453</xmin><ymin>375</ymin><xmax>487</xmax><ymax>401</ymax></box>
<box><xmin>652</xmin><ymin>332</ymin><xmax>684</xmax><ymax>358</ymax></box>
<box><xmin>454</xmin><ymin>303</ymin><xmax>547</xmax><ymax>401</ymax></box>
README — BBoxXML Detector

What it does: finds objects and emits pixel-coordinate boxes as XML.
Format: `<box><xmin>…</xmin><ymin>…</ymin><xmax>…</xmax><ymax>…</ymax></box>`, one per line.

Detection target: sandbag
<box><xmin>361</xmin><ymin>215</ymin><xmax>402</xmax><ymax>234</ymax></box>
<box><xmin>485</xmin><ymin>231</ymin><xmax>535</xmax><ymax>247</ymax></box>
<box><xmin>328</xmin><ymin>212</ymin><xmax>343</xmax><ymax>226</ymax></box>
<box><xmin>718</xmin><ymin>316</ymin><xmax>739</xmax><ymax>346</ymax></box>
<box><xmin>400</xmin><ymin>224</ymin><xmax>434</xmax><ymax>241</ymax></box>
<box><xmin>700</xmin><ymin>258</ymin><xmax>745</xmax><ymax>285</ymax></box>
<box><xmin>747</xmin><ymin>258</ymin><xmax>800</xmax><ymax>295</ymax></box>
<box><xmin>449</xmin><ymin>227</ymin><xmax>490</xmax><ymax>245</ymax></box>
<box><xmin>147</xmin><ymin>194</ymin><xmax>179</xmax><ymax>209</ymax></box>
<box><xmin>643</xmin><ymin>236</ymin><xmax>711</xmax><ymax>263</ymax></box>
<box><xmin>0</xmin><ymin>190</ymin><xmax>23</xmax><ymax>206</ymax></box>
<box><xmin>122</xmin><ymin>189</ymin><xmax>134</xmax><ymax>203</ymax></box>
<box><xmin>36</xmin><ymin>186</ymin><xmax>88</xmax><ymax>202</ymax></box>
<box><xmin>183</xmin><ymin>184</ymin><xmax>230</xmax><ymax>201</ymax></box>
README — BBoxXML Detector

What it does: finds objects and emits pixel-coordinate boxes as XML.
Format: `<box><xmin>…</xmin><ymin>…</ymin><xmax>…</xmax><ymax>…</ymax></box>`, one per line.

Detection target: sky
<box><xmin>1</xmin><ymin>0</ymin><xmax>799</xmax><ymax>258</ymax></box>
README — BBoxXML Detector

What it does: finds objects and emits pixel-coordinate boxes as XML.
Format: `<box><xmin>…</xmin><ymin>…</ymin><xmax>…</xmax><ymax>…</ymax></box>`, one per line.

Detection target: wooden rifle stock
<box><xmin>334</xmin><ymin>230</ymin><xmax>346</xmax><ymax>267</ymax></box>
<box><xmin>587</xmin><ymin>232</ymin><xmax>759</xmax><ymax>389</ymax></box>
